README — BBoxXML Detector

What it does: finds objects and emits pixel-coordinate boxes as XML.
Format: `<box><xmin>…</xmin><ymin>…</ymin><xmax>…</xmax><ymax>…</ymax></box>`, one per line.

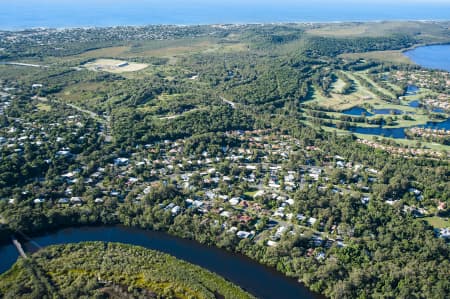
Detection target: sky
<box><xmin>2</xmin><ymin>0</ymin><xmax>450</xmax><ymax>3</ymax></box>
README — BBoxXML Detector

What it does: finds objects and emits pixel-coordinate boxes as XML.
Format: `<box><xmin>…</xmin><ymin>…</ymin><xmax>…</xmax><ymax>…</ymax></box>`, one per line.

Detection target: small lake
<box><xmin>432</xmin><ymin>108</ymin><xmax>445</xmax><ymax>113</ymax></box>
<box><xmin>372</xmin><ymin>108</ymin><xmax>404</xmax><ymax>115</ymax></box>
<box><xmin>342</xmin><ymin>107</ymin><xmax>373</xmax><ymax>116</ymax></box>
<box><xmin>405</xmin><ymin>85</ymin><xmax>419</xmax><ymax>96</ymax></box>
<box><xmin>346</xmin><ymin>118</ymin><xmax>450</xmax><ymax>138</ymax></box>
<box><xmin>404</xmin><ymin>45</ymin><xmax>450</xmax><ymax>72</ymax></box>
<box><xmin>421</xmin><ymin>118</ymin><xmax>450</xmax><ymax>130</ymax></box>
<box><xmin>347</xmin><ymin>126</ymin><xmax>405</xmax><ymax>138</ymax></box>
<box><xmin>409</xmin><ymin>100</ymin><xmax>421</xmax><ymax>108</ymax></box>
<box><xmin>0</xmin><ymin>226</ymin><xmax>323</xmax><ymax>299</ymax></box>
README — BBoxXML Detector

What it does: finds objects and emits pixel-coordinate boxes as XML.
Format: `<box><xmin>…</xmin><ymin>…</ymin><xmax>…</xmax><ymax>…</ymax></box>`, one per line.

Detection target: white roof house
<box><xmin>171</xmin><ymin>206</ymin><xmax>181</xmax><ymax>215</ymax></box>
<box><xmin>236</xmin><ymin>231</ymin><xmax>254</xmax><ymax>239</ymax></box>
<box><xmin>229</xmin><ymin>197</ymin><xmax>240</xmax><ymax>205</ymax></box>
<box><xmin>308</xmin><ymin>217</ymin><xmax>317</xmax><ymax>226</ymax></box>
<box><xmin>114</xmin><ymin>157</ymin><xmax>129</xmax><ymax>166</ymax></box>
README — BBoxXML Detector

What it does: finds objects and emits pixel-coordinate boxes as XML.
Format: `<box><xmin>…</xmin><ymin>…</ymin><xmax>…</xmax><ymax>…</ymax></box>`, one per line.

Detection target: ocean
<box><xmin>1</xmin><ymin>0</ymin><xmax>449</xmax><ymax>30</ymax></box>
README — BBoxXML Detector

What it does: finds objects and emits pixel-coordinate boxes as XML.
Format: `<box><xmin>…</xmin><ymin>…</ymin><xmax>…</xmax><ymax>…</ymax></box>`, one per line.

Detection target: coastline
<box><xmin>0</xmin><ymin>19</ymin><xmax>449</xmax><ymax>32</ymax></box>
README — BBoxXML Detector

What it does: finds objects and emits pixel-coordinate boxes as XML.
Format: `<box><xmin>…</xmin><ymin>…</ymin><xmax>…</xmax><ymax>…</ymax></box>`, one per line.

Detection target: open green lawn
<box><xmin>422</xmin><ymin>216</ymin><xmax>450</xmax><ymax>229</ymax></box>
<box><xmin>36</xmin><ymin>103</ymin><xmax>52</xmax><ymax>112</ymax></box>
<box><xmin>355</xmin><ymin>72</ymin><xmax>397</xmax><ymax>99</ymax></box>
<box><xmin>385</xmin><ymin>81</ymin><xmax>404</xmax><ymax>93</ymax></box>
<box><xmin>244</xmin><ymin>190</ymin><xmax>259</xmax><ymax>198</ymax></box>
<box><xmin>374</xmin><ymin>137</ymin><xmax>450</xmax><ymax>152</ymax></box>
<box><xmin>340</xmin><ymin>50</ymin><xmax>414</xmax><ymax>65</ymax></box>
<box><xmin>305</xmin><ymin>86</ymin><xmax>376</xmax><ymax>111</ymax></box>
<box><xmin>330</xmin><ymin>78</ymin><xmax>347</xmax><ymax>94</ymax></box>
<box><xmin>306</xmin><ymin>70</ymin><xmax>391</xmax><ymax>111</ymax></box>
<box><xmin>38</xmin><ymin>36</ymin><xmax>248</xmax><ymax>69</ymax></box>
<box><xmin>306</xmin><ymin>21</ymin><xmax>450</xmax><ymax>40</ymax></box>
<box><xmin>56</xmin><ymin>82</ymin><xmax>108</xmax><ymax>105</ymax></box>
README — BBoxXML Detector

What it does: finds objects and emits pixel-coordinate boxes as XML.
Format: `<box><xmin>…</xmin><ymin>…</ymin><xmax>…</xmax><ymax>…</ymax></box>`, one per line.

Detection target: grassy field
<box><xmin>306</xmin><ymin>21</ymin><xmax>450</xmax><ymax>42</ymax></box>
<box><xmin>132</xmin><ymin>40</ymin><xmax>216</xmax><ymax>57</ymax></box>
<box><xmin>36</xmin><ymin>103</ymin><xmax>51</xmax><ymax>111</ymax></box>
<box><xmin>41</xmin><ymin>37</ymin><xmax>247</xmax><ymax>68</ymax></box>
<box><xmin>244</xmin><ymin>190</ymin><xmax>259</xmax><ymax>198</ymax></box>
<box><xmin>340</xmin><ymin>50</ymin><xmax>414</xmax><ymax>64</ymax></box>
<box><xmin>354</xmin><ymin>72</ymin><xmax>396</xmax><ymax>98</ymax></box>
<box><xmin>387</xmin><ymin>138</ymin><xmax>449</xmax><ymax>152</ymax></box>
<box><xmin>422</xmin><ymin>216</ymin><xmax>450</xmax><ymax>229</ymax></box>
<box><xmin>58</xmin><ymin>82</ymin><xmax>106</xmax><ymax>102</ymax></box>
<box><xmin>124</xmin><ymin>38</ymin><xmax>248</xmax><ymax>60</ymax></box>
<box><xmin>41</xmin><ymin>46</ymin><xmax>132</xmax><ymax>65</ymax></box>
<box><xmin>330</xmin><ymin>78</ymin><xmax>347</xmax><ymax>94</ymax></box>
<box><xmin>385</xmin><ymin>81</ymin><xmax>404</xmax><ymax>93</ymax></box>
<box><xmin>74</xmin><ymin>46</ymin><xmax>131</xmax><ymax>59</ymax></box>
<box><xmin>306</xmin><ymin>90</ymin><xmax>375</xmax><ymax>110</ymax></box>
<box><xmin>306</xmin><ymin>23</ymin><xmax>381</xmax><ymax>37</ymax></box>
<box><xmin>54</xmin><ymin>81</ymin><xmax>114</xmax><ymax>114</ymax></box>
<box><xmin>305</xmin><ymin>71</ymin><xmax>381</xmax><ymax>110</ymax></box>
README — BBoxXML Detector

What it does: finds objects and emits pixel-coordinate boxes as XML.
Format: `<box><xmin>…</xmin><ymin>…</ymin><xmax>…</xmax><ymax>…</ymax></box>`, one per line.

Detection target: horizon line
<box><xmin>1</xmin><ymin>19</ymin><xmax>449</xmax><ymax>32</ymax></box>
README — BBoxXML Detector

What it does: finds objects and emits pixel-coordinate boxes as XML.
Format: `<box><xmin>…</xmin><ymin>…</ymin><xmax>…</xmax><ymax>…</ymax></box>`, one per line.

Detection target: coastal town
<box><xmin>1</xmin><ymin>77</ymin><xmax>448</xmax><ymax>257</ymax></box>
<box><xmin>0</xmin><ymin>21</ymin><xmax>449</xmax><ymax>299</ymax></box>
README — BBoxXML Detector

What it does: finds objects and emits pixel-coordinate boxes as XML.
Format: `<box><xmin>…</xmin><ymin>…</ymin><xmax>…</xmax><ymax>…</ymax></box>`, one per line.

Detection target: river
<box><xmin>0</xmin><ymin>226</ymin><xmax>323</xmax><ymax>299</ymax></box>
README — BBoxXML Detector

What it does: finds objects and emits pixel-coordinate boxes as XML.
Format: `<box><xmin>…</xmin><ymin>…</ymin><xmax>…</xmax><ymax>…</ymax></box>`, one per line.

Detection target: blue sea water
<box><xmin>405</xmin><ymin>45</ymin><xmax>450</xmax><ymax>72</ymax></box>
<box><xmin>1</xmin><ymin>0</ymin><xmax>450</xmax><ymax>30</ymax></box>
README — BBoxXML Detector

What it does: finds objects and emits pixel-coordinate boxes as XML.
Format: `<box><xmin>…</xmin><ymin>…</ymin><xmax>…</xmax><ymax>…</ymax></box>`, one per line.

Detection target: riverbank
<box><xmin>1</xmin><ymin>241</ymin><xmax>254</xmax><ymax>299</ymax></box>
<box><xmin>0</xmin><ymin>226</ymin><xmax>324</xmax><ymax>299</ymax></box>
